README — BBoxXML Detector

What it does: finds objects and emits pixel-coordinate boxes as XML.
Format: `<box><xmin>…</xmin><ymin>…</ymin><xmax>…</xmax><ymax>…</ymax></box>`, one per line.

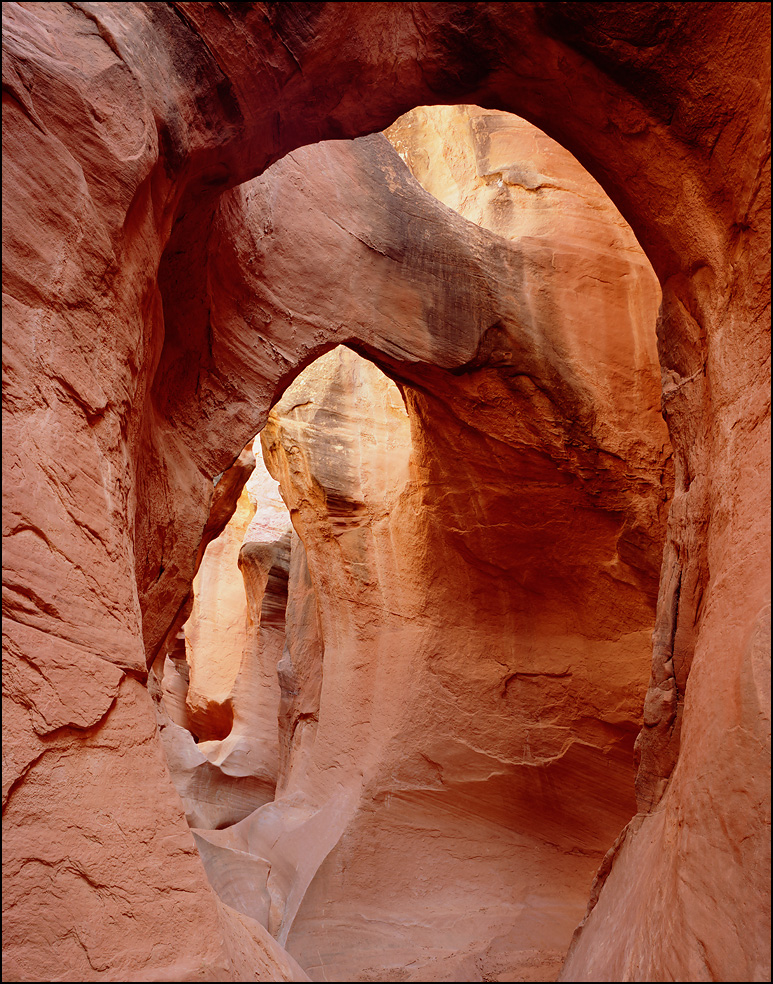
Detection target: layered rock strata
<box><xmin>3</xmin><ymin>3</ymin><xmax>769</xmax><ymax>981</ymax></box>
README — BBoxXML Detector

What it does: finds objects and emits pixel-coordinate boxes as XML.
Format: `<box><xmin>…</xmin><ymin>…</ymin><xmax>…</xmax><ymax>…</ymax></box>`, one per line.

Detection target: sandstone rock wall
<box><xmin>154</xmin><ymin>441</ymin><xmax>293</xmax><ymax>831</ymax></box>
<box><xmin>3</xmin><ymin>3</ymin><xmax>769</xmax><ymax>981</ymax></box>
<box><xmin>261</xmin><ymin>341</ymin><xmax>665</xmax><ymax>981</ymax></box>
<box><xmin>185</xmin><ymin>479</ymin><xmax>255</xmax><ymax>742</ymax></box>
<box><xmin>183</xmin><ymin>102</ymin><xmax>672</xmax><ymax>980</ymax></box>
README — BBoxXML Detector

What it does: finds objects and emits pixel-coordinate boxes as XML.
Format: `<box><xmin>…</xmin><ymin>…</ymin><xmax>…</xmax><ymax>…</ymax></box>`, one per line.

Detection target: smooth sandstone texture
<box><xmin>152</xmin><ymin>441</ymin><xmax>257</xmax><ymax>736</ymax></box>
<box><xmin>191</xmin><ymin>107</ymin><xmax>669</xmax><ymax>981</ymax></box>
<box><xmin>199</xmin><ymin>452</ymin><xmax>291</xmax><ymax>783</ymax></box>
<box><xmin>156</xmin><ymin>441</ymin><xmax>293</xmax><ymax>830</ymax></box>
<box><xmin>186</xmin><ymin>461</ymin><xmax>257</xmax><ymax>741</ymax></box>
<box><xmin>3</xmin><ymin>3</ymin><xmax>770</xmax><ymax>982</ymax></box>
<box><xmin>178</xmin><ymin>103</ymin><xmax>671</xmax><ymax>980</ymax></box>
<box><xmin>259</xmin><ymin>329</ymin><xmax>664</xmax><ymax>981</ymax></box>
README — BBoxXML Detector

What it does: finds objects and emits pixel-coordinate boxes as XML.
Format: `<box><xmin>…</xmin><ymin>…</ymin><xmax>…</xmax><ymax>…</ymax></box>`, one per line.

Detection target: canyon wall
<box><xmin>155</xmin><ymin>443</ymin><xmax>292</xmax><ymax>831</ymax></box>
<box><xmin>259</xmin><ymin>322</ymin><xmax>665</xmax><ymax>981</ymax></box>
<box><xmin>3</xmin><ymin>3</ymin><xmax>769</xmax><ymax>981</ymax></box>
<box><xmin>161</xmin><ymin>104</ymin><xmax>669</xmax><ymax>981</ymax></box>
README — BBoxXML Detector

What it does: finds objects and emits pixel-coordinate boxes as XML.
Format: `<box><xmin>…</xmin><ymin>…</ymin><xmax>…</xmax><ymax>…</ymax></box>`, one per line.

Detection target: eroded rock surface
<box><xmin>259</xmin><ymin>339</ymin><xmax>665</xmax><ymax>981</ymax></box>
<box><xmin>185</xmin><ymin>464</ymin><xmax>256</xmax><ymax>742</ymax></box>
<box><xmin>186</xmin><ymin>101</ymin><xmax>672</xmax><ymax>980</ymax></box>
<box><xmin>156</xmin><ymin>442</ymin><xmax>293</xmax><ymax>829</ymax></box>
<box><xmin>3</xmin><ymin>3</ymin><xmax>769</xmax><ymax>981</ymax></box>
<box><xmin>193</xmin><ymin>448</ymin><xmax>293</xmax><ymax>785</ymax></box>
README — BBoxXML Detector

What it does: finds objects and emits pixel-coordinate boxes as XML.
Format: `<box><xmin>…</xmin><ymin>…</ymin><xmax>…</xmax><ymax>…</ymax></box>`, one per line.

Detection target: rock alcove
<box><xmin>151</xmin><ymin>106</ymin><xmax>672</xmax><ymax>982</ymax></box>
<box><xmin>3</xmin><ymin>4</ymin><xmax>769</xmax><ymax>983</ymax></box>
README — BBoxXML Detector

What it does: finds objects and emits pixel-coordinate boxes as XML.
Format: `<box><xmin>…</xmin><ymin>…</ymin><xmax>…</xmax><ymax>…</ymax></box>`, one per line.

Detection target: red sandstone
<box><xmin>2</xmin><ymin>3</ymin><xmax>769</xmax><ymax>982</ymax></box>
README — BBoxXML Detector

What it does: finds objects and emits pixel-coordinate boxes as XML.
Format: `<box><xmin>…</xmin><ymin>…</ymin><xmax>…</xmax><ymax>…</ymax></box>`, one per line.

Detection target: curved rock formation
<box><xmin>3</xmin><ymin>3</ymin><xmax>769</xmax><ymax>981</ymax></box>
<box><xmin>258</xmin><ymin>333</ymin><xmax>664</xmax><ymax>981</ymax></box>
<box><xmin>185</xmin><ymin>451</ymin><xmax>258</xmax><ymax>742</ymax></box>
<box><xmin>155</xmin><ymin>442</ymin><xmax>293</xmax><ymax>831</ymax></box>
<box><xmin>167</xmin><ymin>104</ymin><xmax>671</xmax><ymax>980</ymax></box>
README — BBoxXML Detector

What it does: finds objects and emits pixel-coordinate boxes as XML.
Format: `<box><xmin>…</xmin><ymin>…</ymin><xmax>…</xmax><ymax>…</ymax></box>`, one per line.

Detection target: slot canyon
<box><xmin>2</xmin><ymin>4</ymin><xmax>770</xmax><ymax>983</ymax></box>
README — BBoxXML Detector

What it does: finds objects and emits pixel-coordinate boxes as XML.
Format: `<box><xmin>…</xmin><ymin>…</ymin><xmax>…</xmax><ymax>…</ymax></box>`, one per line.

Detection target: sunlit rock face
<box><xmin>151</xmin><ymin>442</ymin><xmax>256</xmax><ymax>738</ymax></box>
<box><xmin>188</xmin><ymin>103</ymin><xmax>671</xmax><ymax>981</ymax></box>
<box><xmin>2</xmin><ymin>3</ymin><xmax>769</xmax><ymax>982</ymax></box>
<box><xmin>155</xmin><ymin>440</ymin><xmax>294</xmax><ymax>830</ymax></box>
<box><xmin>188</xmin><ymin>444</ymin><xmax>291</xmax><ymax>776</ymax></box>
<box><xmin>185</xmin><ymin>475</ymin><xmax>256</xmax><ymax>742</ymax></box>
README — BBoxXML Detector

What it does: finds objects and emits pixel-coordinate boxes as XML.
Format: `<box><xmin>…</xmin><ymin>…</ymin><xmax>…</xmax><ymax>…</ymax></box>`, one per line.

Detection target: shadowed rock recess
<box><xmin>2</xmin><ymin>4</ymin><xmax>769</xmax><ymax>983</ymax></box>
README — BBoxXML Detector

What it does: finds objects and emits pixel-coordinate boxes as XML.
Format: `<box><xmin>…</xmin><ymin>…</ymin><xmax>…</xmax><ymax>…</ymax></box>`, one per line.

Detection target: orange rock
<box><xmin>193</xmin><ymin>447</ymin><xmax>293</xmax><ymax>784</ymax></box>
<box><xmin>2</xmin><ymin>3</ymin><xmax>769</xmax><ymax>981</ymax></box>
<box><xmin>183</xmin><ymin>95</ymin><xmax>673</xmax><ymax>974</ymax></box>
<box><xmin>238</xmin><ymin>218</ymin><xmax>666</xmax><ymax>974</ymax></box>
<box><xmin>156</xmin><ymin>442</ymin><xmax>293</xmax><ymax>829</ymax></box>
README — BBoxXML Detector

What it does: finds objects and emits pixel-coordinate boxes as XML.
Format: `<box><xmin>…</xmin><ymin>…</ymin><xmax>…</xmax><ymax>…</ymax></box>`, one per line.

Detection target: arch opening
<box><xmin>3</xmin><ymin>5</ymin><xmax>769</xmax><ymax>982</ymax></box>
<box><xmin>151</xmin><ymin>106</ymin><xmax>672</xmax><ymax>982</ymax></box>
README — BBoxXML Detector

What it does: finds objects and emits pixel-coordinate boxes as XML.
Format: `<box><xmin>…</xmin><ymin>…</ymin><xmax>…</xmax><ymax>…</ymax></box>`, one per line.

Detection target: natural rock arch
<box><xmin>2</xmin><ymin>3</ymin><xmax>769</xmax><ymax>981</ymax></box>
<box><xmin>163</xmin><ymin>109</ymin><xmax>671</xmax><ymax>981</ymax></box>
